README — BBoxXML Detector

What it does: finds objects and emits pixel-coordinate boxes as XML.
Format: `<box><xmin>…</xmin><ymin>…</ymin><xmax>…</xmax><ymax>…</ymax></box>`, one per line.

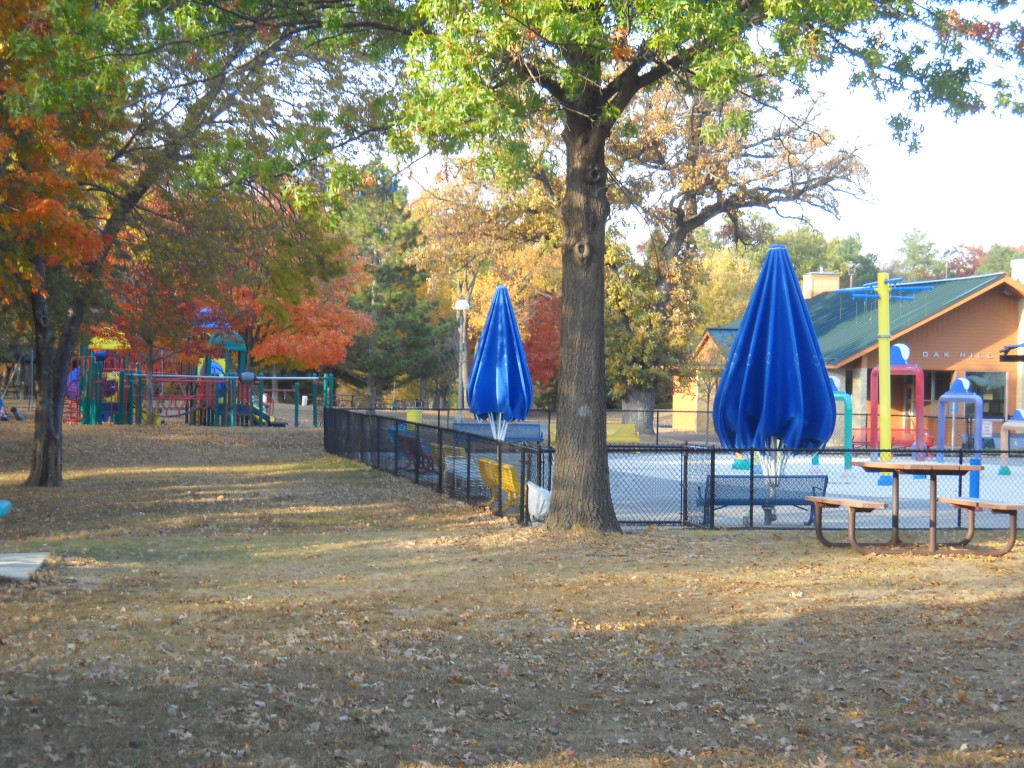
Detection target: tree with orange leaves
<box><xmin>4</xmin><ymin>1</ymin><xmax>409</xmax><ymax>485</ymax></box>
<box><xmin>1</xmin><ymin>0</ymin><xmax>125</xmax><ymax>483</ymax></box>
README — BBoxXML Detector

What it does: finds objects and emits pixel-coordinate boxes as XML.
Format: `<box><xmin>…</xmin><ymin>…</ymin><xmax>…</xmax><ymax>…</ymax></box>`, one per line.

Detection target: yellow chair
<box><xmin>478</xmin><ymin>457</ymin><xmax>522</xmax><ymax>515</ymax></box>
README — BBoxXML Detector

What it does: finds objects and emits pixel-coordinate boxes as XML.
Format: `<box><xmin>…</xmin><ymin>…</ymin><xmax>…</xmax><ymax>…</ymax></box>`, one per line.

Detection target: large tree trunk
<box><xmin>546</xmin><ymin>117</ymin><xmax>619</xmax><ymax>532</ymax></box>
<box><xmin>26</xmin><ymin>275</ymin><xmax>76</xmax><ymax>487</ymax></box>
<box><xmin>621</xmin><ymin>387</ymin><xmax>656</xmax><ymax>435</ymax></box>
<box><xmin>365</xmin><ymin>375</ymin><xmax>379</xmax><ymax>411</ymax></box>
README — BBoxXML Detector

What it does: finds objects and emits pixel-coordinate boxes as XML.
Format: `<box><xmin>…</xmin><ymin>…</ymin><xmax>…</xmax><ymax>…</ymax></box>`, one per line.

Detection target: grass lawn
<box><xmin>1</xmin><ymin>422</ymin><xmax>1023</xmax><ymax>768</ymax></box>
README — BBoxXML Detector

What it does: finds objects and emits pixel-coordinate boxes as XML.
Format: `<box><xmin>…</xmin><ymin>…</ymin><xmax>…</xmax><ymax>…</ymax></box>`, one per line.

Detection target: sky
<box><xmin>768</xmin><ymin>73</ymin><xmax>1024</xmax><ymax>266</ymax></box>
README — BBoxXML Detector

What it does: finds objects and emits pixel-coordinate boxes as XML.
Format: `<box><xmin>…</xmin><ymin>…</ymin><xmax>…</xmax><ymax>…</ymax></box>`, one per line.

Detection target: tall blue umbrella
<box><xmin>467</xmin><ymin>285</ymin><xmax>534</xmax><ymax>440</ymax></box>
<box><xmin>713</xmin><ymin>244</ymin><xmax>836</xmax><ymax>482</ymax></box>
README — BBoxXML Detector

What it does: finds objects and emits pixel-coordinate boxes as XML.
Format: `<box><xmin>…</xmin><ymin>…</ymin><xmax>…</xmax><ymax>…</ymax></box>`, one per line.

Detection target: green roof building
<box><xmin>676</xmin><ymin>268</ymin><xmax>1024</xmax><ymax>445</ymax></box>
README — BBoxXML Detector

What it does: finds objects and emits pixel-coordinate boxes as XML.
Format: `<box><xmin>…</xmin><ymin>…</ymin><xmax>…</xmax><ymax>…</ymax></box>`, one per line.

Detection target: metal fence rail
<box><xmin>324</xmin><ymin>408</ymin><xmax>1024</xmax><ymax>531</ymax></box>
<box><xmin>324</xmin><ymin>408</ymin><xmax>551</xmax><ymax>524</ymax></box>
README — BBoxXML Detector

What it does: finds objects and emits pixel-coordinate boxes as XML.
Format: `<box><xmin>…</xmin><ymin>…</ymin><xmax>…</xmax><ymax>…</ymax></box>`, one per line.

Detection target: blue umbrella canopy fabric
<box><xmin>713</xmin><ymin>244</ymin><xmax>836</xmax><ymax>460</ymax></box>
<box><xmin>467</xmin><ymin>285</ymin><xmax>534</xmax><ymax>439</ymax></box>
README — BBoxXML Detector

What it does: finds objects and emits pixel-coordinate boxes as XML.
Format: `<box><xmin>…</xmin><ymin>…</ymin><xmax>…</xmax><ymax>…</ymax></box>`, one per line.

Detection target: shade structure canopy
<box><xmin>466</xmin><ymin>285</ymin><xmax>533</xmax><ymax>440</ymax></box>
<box><xmin>713</xmin><ymin>244</ymin><xmax>836</xmax><ymax>472</ymax></box>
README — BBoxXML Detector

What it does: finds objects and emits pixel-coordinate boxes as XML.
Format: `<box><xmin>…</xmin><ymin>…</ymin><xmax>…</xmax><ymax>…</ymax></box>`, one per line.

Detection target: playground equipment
<box><xmin>936</xmin><ymin>377</ymin><xmax>985</xmax><ymax>462</ymax></box>
<box><xmin>844</xmin><ymin>276</ymin><xmax>934</xmax><ymax>485</ymax></box>
<box><xmin>999</xmin><ymin>410</ymin><xmax>1024</xmax><ymax>475</ymax></box>
<box><xmin>936</xmin><ymin>377</ymin><xmax>985</xmax><ymax>497</ymax></box>
<box><xmin>866</xmin><ymin>344</ymin><xmax>931</xmax><ymax>458</ymax></box>
<box><xmin>64</xmin><ymin>344</ymin><xmax>334</xmax><ymax>427</ymax></box>
<box><xmin>65</xmin><ymin>316</ymin><xmax>337</xmax><ymax>427</ymax></box>
<box><xmin>832</xmin><ymin>377</ymin><xmax>853</xmax><ymax>469</ymax></box>
<box><xmin>119</xmin><ymin>371</ymin><xmax>334</xmax><ymax>427</ymax></box>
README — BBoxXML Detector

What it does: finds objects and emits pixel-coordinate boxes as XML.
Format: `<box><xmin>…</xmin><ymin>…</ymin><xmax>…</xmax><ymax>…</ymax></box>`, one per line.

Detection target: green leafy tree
<box><xmin>334</xmin><ymin>171</ymin><xmax>455</xmax><ymax>408</ymax></box>
<box><xmin>892</xmin><ymin>229</ymin><xmax>944</xmax><ymax>280</ymax></box>
<box><xmin>605</xmin><ymin>236</ymin><xmax>702</xmax><ymax>432</ymax></box>
<box><xmin>400</xmin><ymin>1</ymin><xmax>1024</xmax><ymax>532</ymax></box>
<box><xmin>978</xmin><ymin>244</ymin><xmax>1024</xmax><ymax>275</ymax></box>
<box><xmin>344</xmin><ymin>256</ymin><xmax>454</xmax><ymax>410</ymax></box>
<box><xmin>830</xmin><ymin>235</ymin><xmax>879</xmax><ymax>287</ymax></box>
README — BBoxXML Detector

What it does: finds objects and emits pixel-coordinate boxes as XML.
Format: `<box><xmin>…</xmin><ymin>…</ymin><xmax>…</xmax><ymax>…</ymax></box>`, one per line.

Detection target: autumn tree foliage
<box><xmin>5</xmin><ymin>1</ymin><xmax>407</xmax><ymax>485</ymax></box>
<box><xmin>207</xmin><ymin>186</ymin><xmax>371</xmax><ymax>372</ymax></box>
<box><xmin>1</xmin><ymin>0</ymin><xmax>127</xmax><ymax>484</ymax></box>
<box><xmin>522</xmin><ymin>293</ymin><xmax>560</xmax><ymax>386</ymax></box>
<box><xmin>408</xmin><ymin>160</ymin><xmax>561</xmax><ymax>342</ymax></box>
<box><xmin>611</xmin><ymin>88</ymin><xmax>865</xmax><ymax>261</ymax></box>
<box><xmin>978</xmin><ymin>244</ymin><xmax>1024</xmax><ymax>275</ymax></box>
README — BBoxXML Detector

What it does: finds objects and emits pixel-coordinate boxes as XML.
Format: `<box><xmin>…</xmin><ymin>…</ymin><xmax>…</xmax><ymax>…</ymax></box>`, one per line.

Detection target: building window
<box><xmin>924</xmin><ymin>371</ymin><xmax>952</xmax><ymax>404</ymax></box>
<box><xmin>965</xmin><ymin>371</ymin><xmax>1006</xmax><ymax>419</ymax></box>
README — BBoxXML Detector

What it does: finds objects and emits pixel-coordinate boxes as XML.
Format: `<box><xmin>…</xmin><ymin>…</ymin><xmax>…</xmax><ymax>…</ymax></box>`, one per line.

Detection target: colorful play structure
<box><xmin>860</xmin><ymin>343</ymin><xmax>934</xmax><ymax>458</ymax></box>
<box><xmin>64</xmin><ymin>333</ymin><xmax>334</xmax><ymax>427</ymax></box>
<box><xmin>999</xmin><ymin>411</ymin><xmax>1024</xmax><ymax>475</ymax></box>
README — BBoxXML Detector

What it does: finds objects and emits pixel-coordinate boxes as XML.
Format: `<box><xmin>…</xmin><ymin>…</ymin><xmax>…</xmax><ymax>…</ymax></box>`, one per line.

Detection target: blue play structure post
<box><xmin>936</xmin><ymin>378</ymin><xmax>984</xmax><ymax>463</ymax></box>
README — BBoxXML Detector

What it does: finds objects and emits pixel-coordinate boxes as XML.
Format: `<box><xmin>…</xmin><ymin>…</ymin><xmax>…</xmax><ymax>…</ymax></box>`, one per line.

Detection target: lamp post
<box><xmin>847</xmin><ymin>263</ymin><xmax>857</xmax><ymax>288</ymax></box>
<box><xmin>942</xmin><ymin>247</ymin><xmax>962</xmax><ymax>279</ymax></box>
<box><xmin>454</xmin><ymin>297</ymin><xmax>470</xmax><ymax>413</ymax></box>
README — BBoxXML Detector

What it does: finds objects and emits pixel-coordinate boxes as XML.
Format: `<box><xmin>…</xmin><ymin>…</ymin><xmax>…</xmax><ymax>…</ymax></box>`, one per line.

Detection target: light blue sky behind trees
<box><xmin>772</xmin><ymin>68</ymin><xmax>1024</xmax><ymax>265</ymax></box>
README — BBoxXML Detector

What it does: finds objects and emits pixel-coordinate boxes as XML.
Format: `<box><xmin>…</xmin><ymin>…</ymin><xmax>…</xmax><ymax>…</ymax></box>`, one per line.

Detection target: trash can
<box><xmin>300</xmin><ymin>395</ymin><xmax>308</xmax><ymax>407</ymax></box>
<box><xmin>407</xmin><ymin>409</ymin><xmax>422</xmax><ymax>424</ymax></box>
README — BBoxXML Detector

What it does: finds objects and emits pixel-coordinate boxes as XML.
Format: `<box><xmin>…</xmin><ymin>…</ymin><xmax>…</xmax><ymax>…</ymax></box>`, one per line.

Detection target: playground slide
<box><xmin>249</xmin><ymin>402</ymin><xmax>286</xmax><ymax>427</ymax></box>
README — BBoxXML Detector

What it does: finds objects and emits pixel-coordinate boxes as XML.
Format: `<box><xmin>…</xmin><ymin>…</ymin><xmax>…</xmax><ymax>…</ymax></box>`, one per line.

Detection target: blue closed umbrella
<box><xmin>467</xmin><ymin>285</ymin><xmax>534</xmax><ymax>440</ymax></box>
<box><xmin>713</xmin><ymin>244</ymin><xmax>836</xmax><ymax>481</ymax></box>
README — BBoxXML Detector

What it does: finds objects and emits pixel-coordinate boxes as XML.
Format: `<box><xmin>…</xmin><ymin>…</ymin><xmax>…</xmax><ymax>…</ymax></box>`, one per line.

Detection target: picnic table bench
<box><xmin>805</xmin><ymin>495</ymin><xmax>888</xmax><ymax>550</ymax></box>
<box><xmin>452</xmin><ymin>421</ymin><xmax>544</xmax><ymax>443</ymax></box>
<box><xmin>937</xmin><ymin>497</ymin><xmax>1024</xmax><ymax>556</ymax></box>
<box><xmin>698</xmin><ymin>474</ymin><xmax>828</xmax><ymax>526</ymax></box>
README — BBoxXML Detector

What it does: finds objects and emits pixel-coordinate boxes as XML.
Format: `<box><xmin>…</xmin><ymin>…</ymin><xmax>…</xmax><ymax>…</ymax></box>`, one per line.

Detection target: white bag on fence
<box><xmin>526</xmin><ymin>482</ymin><xmax>551</xmax><ymax>523</ymax></box>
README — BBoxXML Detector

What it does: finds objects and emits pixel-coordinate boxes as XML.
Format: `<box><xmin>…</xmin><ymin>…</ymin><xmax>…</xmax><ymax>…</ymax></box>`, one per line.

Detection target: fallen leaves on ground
<box><xmin>0</xmin><ymin>423</ymin><xmax>1022</xmax><ymax>767</ymax></box>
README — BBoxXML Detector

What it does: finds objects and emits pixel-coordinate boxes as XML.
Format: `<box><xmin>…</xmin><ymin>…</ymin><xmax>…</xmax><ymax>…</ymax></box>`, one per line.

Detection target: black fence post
<box><xmin>708</xmin><ymin>447</ymin><xmax>716</xmax><ymax>528</ymax></box>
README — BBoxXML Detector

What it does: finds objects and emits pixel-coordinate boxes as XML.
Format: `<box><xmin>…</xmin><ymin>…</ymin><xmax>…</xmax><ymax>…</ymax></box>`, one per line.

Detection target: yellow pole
<box><xmin>877</xmin><ymin>273</ymin><xmax>892</xmax><ymax>462</ymax></box>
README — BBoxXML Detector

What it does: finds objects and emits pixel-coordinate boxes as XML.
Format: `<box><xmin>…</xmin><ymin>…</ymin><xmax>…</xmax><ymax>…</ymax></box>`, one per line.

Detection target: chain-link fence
<box><xmin>325</xmin><ymin>408</ymin><xmax>1024</xmax><ymax>531</ymax></box>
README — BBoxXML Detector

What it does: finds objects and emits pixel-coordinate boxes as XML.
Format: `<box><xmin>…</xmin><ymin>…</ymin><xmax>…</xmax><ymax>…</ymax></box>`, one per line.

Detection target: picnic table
<box><xmin>808</xmin><ymin>460</ymin><xmax>1023</xmax><ymax>556</ymax></box>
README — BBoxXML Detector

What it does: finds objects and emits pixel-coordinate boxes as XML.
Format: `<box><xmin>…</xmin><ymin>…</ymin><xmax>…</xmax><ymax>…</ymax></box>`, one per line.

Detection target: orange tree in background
<box><xmin>3</xmin><ymin>1</ymin><xmax>408</xmax><ymax>485</ymax></box>
<box><xmin>205</xmin><ymin>187</ymin><xmax>371</xmax><ymax>373</ymax></box>
<box><xmin>409</xmin><ymin>160</ymin><xmax>561</xmax><ymax>335</ymax></box>
<box><xmin>1</xmin><ymin>0</ymin><xmax>126</xmax><ymax>483</ymax></box>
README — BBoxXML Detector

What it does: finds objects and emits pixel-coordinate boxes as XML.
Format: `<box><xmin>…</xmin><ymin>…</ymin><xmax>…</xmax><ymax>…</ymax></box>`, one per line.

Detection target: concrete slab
<box><xmin>0</xmin><ymin>552</ymin><xmax>49</xmax><ymax>581</ymax></box>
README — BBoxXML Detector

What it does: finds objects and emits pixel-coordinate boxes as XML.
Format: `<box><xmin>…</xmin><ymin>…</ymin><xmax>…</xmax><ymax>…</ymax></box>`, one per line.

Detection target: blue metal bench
<box><xmin>452</xmin><ymin>421</ymin><xmax>544</xmax><ymax>443</ymax></box>
<box><xmin>698</xmin><ymin>474</ymin><xmax>828</xmax><ymax>526</ymax></box>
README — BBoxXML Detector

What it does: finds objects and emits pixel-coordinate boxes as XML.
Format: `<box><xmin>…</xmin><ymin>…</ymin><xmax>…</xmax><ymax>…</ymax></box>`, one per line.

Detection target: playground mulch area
<box><xmin>1</xmin><ymin>423</ymin><xmax>1024</xmax><ymax>768</ymax></box>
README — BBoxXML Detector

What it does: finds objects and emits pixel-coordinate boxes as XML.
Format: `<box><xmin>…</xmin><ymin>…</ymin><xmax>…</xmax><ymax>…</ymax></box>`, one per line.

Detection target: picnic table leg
<box><xmin>813</xmin><ymin>501</ymin><xmax>849</xmax><ymax>548</ymax></box>
<box><xmin>940</xmin><ymin>506</ymin><xmax>977</xmax><ymax>548</ymax></box>
<box><xmin>928</xmin><ymin>474</ymin><xmax>938</xmax><ymax>554</ymax></box>
<box><xmin>888</xmin><ymin>472</ymin><xmax>902</xmax><ymax>547</ymax></box>
<box><xmin>989</xmin><ymin>513</ymin><xmax>1018</xmax><ymax>557</ymax></box>
<box><xmin>937</xmin><ymin>501</ymin><xmax>1018</xmax><ymax>556</ymax></box>
<box><xmin>847</xmin><ymin>512</ymin><xmax>913</xmax><ymax>555</ymax></box>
